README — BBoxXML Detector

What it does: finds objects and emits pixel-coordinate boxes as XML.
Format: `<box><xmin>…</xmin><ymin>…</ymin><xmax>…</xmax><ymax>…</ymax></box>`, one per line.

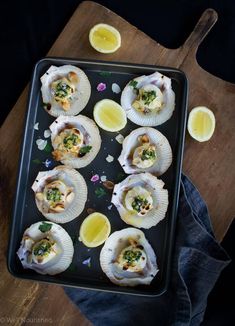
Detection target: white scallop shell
<box><xmin>32</xmin><ymin>166</ymin><xmax>87</xmax><ymax>223</ymax></box>
<box><xmin>50</xmin><ymin>115</ymin><xmax>101</xmax><ymax>168</ymax></box>
<box><xmin>17</xmin><ymin>221</ymin><xmax>74</xmax><ymax>275</ymax></box>
<box><xmin>118</xmin><ymin>127</ymin><xmax>172</xmax><ymax>176</ymax></box>
<box><xmin>111</xmin><ymin>173</ymin><xmax>168</xmax><ymax>229</ymax></box>
<box><xmin>100</xmin><ymin>228</ymin><xmax>158</xmax><ymax>286</ymax></box>
<box><xmin>41</xmin><ymin>65</ymin><xmax>91</xmax><ymax>117</ymax></box>
<box><xmin>121</xmin><ymin>72</ymin><xmax>175</xmax><ymax>126</ymax></box>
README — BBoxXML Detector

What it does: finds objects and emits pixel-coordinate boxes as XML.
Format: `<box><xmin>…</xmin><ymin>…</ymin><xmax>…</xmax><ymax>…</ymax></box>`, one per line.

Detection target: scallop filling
<box><xmin>36</xmin><ymin>180</ymin><xmax>75</xmax><ymax>213</ymax></box>
<box><xmin>50</xmin><ymin>71</ymin><xmax>78</xmax><ymax>111</ymax></box>
<box><xmin>132</xmin><ymin>84</ymin><xmax>163</xmax><ymax>114</ymax></box>
<box><xmin>125</xmin><ymin>186</ymin><xmax>153</xmax><ymax>216</ymax></box>
<box><xmin>52</xmin><ymin>127</ymin><xmax>92</xmax><ymax>161</ymax></box>
<box><xmin>131</xmin><ymin>134</ymin><xmax>157</xmax><ymax>169</ymax></box>
<box><xmin>116</xmin><ymin>239</ymin><xmax>147</xmax><ymax>272</ymax></box>
<box><xmin>31</xmin><ymin>238</ymin><xmax>58</xmax><ymax>264</ymax></box>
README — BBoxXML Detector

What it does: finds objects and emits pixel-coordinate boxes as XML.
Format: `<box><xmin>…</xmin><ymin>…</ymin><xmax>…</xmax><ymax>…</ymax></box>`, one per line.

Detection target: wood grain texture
<box><xmin>0</xmin><ymin>1</ymin><xmax>234</xmax><ymax>324</ymax></box>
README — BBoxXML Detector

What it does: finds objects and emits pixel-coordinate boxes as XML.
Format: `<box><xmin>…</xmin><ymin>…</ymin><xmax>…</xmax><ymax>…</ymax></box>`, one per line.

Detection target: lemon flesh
<box><xmin>79</xmin><ymin>212</ymin><xmax>111</xmax><ymax>248</ymax></box>
<box><xmin>187</xmin><ymin>106</ymin><xmax>216</xmax><ymax>142</ymax></box>
<box><xmin>94</xmin><ymin>99</ymin><xmax>127</xmax><ymax>132</ymax></box>
<box><xmin>89</xmin><ymin>23</ymin><xmax>121</xmax><ymax>53</ymax></box>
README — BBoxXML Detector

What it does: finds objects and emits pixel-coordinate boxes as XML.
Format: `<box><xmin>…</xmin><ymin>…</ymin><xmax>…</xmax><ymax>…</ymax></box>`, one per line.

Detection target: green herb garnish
<box><xmin>95</xmin><ymin>187</ymin><xmax>107</xmax><ymax>198</ymax></box>
<box><xmin>123</xmin><ymin>250</ymin><xmax>142</xmax><ymax>264</ymax></box>
<box><xmin>79</xmin><ymin>145</ymin><xmax>92</xmax><ymax>155</ymax></box>
<box><xmin>141</xmin><ymin>149</ymin><xmax>156</xmax><ymax>161</ymax></box>
<box><xmin>54</xmin><ymin>82</ymin><xmax>72</xmax><ymax>99</ymax></box>
<box><xmin>33</xmin><ymin>239</ymin><xmax>52</xmax><ymax>256</ymax></box>
<box><xmin>38</xmin><ymin>222</ymin><xmax>52</xmax><ymax>233</ymax></box>
<box><xmin>46</xmin><ymin>188</ymin><xmax>61</xmax><ymax>202</ymax></box>
<box><xmin>43</xmin><ymin>142</ymin><xmax>53</xmax><ymax>153</ymax></box>
<box><xmin>132</xmin><ymin>196</ymin><xmax>148</xmax><ymax>213</ymax></box>
<box><xmin>142</xmin><ymin>90</ymin><xmax>156</xmax><ymax>105</ymax></box>
<box><xmin>32</xmin><ymin>158</ymin><xmax>41</xmax><ymax>164</ymax></box>
<box><xmin>63</xmin><ymin>133</ymin><xmax>79</xmax><ymax>149</ymax></box>
<box><xmin>129</xmin><ymin>80</ymin><xmax>139</xmax><ymax>94</ymax></box>
<box><xmin>99</xmin><ymin>71</ymin><xmax>112</xmax><ymax>77</ymax></box>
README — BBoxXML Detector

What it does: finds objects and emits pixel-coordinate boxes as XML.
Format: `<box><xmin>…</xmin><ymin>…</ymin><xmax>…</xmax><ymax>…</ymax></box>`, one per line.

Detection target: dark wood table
<box><xmin>0</xmin><ymin>1</ymin><xmax>234</xmax><ymax>324</ymax></box>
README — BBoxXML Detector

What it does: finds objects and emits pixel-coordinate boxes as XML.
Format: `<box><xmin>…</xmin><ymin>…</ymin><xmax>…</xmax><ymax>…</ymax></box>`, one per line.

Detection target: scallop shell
<box><xmin>118</xmin><ymin>127</ymin><xmax>172</xmax><ymax>176</ymax></box>
<box><xmin>111</xmin><ymin>173</ymin><xmax>168</xmax><ymax>229</ymax></box>
<box><xmin>121</xmin><ymin>72</ymin><xmax>175</xmax><ymax>126</ymax></box>
<box><xmin>100</xmin><ymin>228</ymin><xmax>158</xmax><ymax>286</ymax></box>
<box><xmin>32</xmin><ymin>166</ymin><xmax>87</xmax><ymax>223</ymax></box>
<box><xmin>17</xmin><ymin>221</ymin><xmax>74</xmax><ymax>275</ymax></box>
<box><xmin>41</xmin><ymin>65</ymin><xmax>91</xmax><ymax>117</ymax></box>
<box><xmin>50</xmin><ymin>115</ymin><xmax>101</xmax><ymax>168</ymax></box>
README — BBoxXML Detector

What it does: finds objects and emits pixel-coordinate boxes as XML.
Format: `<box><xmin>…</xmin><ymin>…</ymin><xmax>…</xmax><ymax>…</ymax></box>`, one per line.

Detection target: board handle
<box><xmin>182</xmin><ymin>8</ymin><xmax>218</xmax><ymax>56</ymax></box>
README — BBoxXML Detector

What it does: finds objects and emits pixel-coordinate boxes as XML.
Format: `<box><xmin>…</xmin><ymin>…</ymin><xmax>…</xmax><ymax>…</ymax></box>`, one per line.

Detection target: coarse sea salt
<box><xmin>106</xmin><ymin>155</ymin><xmax>114</xmax><ymax>163</ymax></box>
<box><xmin>115</xmin><ymin>134</ymin><xmax>124</xmax><ymax>144</ymax></box>
<box><xmin>34</xmin><ymin>122</ymin><xmax>39</xmax><ymax>130</ymax></box>
<box><xmin>112</xmin><ymin>83</ymin><xmax>121</xmax><ymax>94</ymax></box>
<box><xmin>36</xmin><ymin>139</ymin><xmax>47</xmax><ymax>150</ymax></box>
<box><xmin>44</xmin><ymin>129</ymin><xmax>51</xmax><ymax>138</ymax></box>
<box><xmin>100</xmin><ymin>175</ymin><xmax>107</xmax><ymax>182</ymax></box>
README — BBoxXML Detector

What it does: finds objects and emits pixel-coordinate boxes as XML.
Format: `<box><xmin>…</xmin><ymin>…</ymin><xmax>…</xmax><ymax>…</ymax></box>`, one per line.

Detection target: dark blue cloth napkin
<box><xmin>64</xmin><ymin>174</ymin><xmax>230</xmax><ymax>326</ymax></box>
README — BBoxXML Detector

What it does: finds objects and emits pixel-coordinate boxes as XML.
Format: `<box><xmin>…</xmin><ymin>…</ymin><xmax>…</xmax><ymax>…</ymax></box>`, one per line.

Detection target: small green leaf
<box><xmin>38</xmin><ymin>222</ymin><xmax>52</xmax><ymax>233</ymax></box>
<box><xmin>79</xmin><ymin>145</ymin><xmax>92</xmax><ymax>155</ymax></box>
<box><xmin>44</xmin><ymin>142</ymin><xmax>53</xmax><ymax>153</ymax></box>
<box><xmin>32</xmin><ymin>158</ymin><xmax>41</xmax><ymax>164</ymax></box>
<box><xmin>95</xmin><ymin>187</ymin><xmax>107</xmax><ymax>198</ymax></box>
<box><xmin>99</xmin><ymin>71</ymin><xmax>111</xmax><ymax>77</ymax></box>
<box><xmin>116</xmin><ymin>172</ymin><xmax>125</xmax><ymax>182</ymax></box>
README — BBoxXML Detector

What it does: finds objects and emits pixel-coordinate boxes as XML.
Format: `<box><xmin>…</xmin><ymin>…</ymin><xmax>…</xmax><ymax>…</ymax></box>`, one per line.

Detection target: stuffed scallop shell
<box><xmin>41</xmin><ymin>65</ymin><xmax>91</xmax><ymax>117</ymax></box>
<box><xmin>112</xmin><ymin>173</ymin><xmax>168</xmax><ymax>229</ymax></box>
<box><xmin>32</xmin><ymin>166</ymin><xmax>87</xmax><ymax>223</ymax></box>
<box><xmin>118</xmin><ymin>127</ymin><xmax>172</xmax><ymax>176</ymax></box>
<box><xmin>50</xmin><ymin>115</ymin><xmax>101</xmax><ymax>168</ymax></box>
<box><xmin>17</xmin><ymin>221</ymin><xmax>74</xmax><ymax>275</ymax></box>
<box><xmin>100</xmin><ymin>228</ymin><xmax>158</xmax><ymax>286</ymax></box>
<box><xmin>121</xmin><ymin>71</ymin><xmax>175</xmax><ymax>126</ymax></box>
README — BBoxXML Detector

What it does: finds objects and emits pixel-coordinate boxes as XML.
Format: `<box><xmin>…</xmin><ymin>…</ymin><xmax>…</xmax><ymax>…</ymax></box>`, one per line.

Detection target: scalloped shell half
<box><xmin>32</xmin><ymin>165</ymin><xmax>87</xmax><ymax>223</ymax></box>
<box><xmin>121</xmin><ymin>71</ymin><xmax>175</xmax><ymax>126</ymax></box>
<box><xmin>111</xmin><ymin>173</ymin><xmax>168</xmax><ymax>229</ymax></box>
<box><xmin>100</xmin><ymin>228</ymin><xmax>158</xmax><ymax>286</ymax></box>
<box><xmin>17</xmin><ymin>221</ymin><xmax>74</xmax><ymax>275</ymax></box>
<box><xmin>50</xmin><ymin>115</ymin><xmax>101</xmax><ymax>168</ymax></box>
<box><xmin>118</xmin><ymin>127</ymin><xmax>172</xmax><ymax>176</ymax></box>
<box><xmin>41</xmin><ymin>65</ymin><xmax>91</xmax><ymax>117</ymax></box>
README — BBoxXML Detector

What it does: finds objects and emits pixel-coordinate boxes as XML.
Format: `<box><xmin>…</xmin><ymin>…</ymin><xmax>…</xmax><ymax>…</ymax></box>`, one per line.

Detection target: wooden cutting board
<box><xmin>0</xmin><ymin>1</ymin><xmax>234</xmax><ymax>323</ymax></box>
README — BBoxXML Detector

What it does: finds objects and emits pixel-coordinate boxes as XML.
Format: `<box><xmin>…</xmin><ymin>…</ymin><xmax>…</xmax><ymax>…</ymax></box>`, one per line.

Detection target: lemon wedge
<box><xmin>187</xmin><ymin>106</ymin><xmax>216</xmax><ymax>142</ymax></box>
<box><xmin>89</xmin><ymin>23</ymin><xmax>121</xmax><ymax>53</ymax></box>
<box><xmin>94</xmin><ymin>99</ymin><xmax>127</xmax><ymax>132</ymax></box>
<box><xmin>79</xmin><ymin>212</ymin><xmax>111</xmax><ymax>248</ymax></box>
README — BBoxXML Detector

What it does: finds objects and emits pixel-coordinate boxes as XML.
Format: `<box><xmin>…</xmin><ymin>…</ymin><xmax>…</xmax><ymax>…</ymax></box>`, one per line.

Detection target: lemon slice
<box><xmin>89</xmin><ymin>23</ymin><xmax>121</xmax><ymax>53</ymax></box>
<box><xmin>79</xmin><ymin>212</ymin><xmax>111</xmax><ymax>248</ymax></box>
<box><xmin>94</xmin><ymin>99</ymin><xmax>127</xmax><ymax>132</ymax></box>
<box><xmin>187</xmin><ymin>106</ymin><xmax>216</xmax><ymax>142</ymax></box>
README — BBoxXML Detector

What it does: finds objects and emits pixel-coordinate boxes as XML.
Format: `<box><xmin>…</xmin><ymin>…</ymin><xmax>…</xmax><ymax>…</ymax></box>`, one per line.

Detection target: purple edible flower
<box><xmin>97</xmin><ymin>82</ymin><xmax>106</xmax><ymax>92</ymax></box>
<box><xmin>43</xmin><ymin>159</ymin><xmax>52</xmax><ymax>168</ymax></box>
<box><xmin>82</xmin><ymin>257</ymin><xmax>91</xmax><ymax>268</ymax></box>
<box><xmin>91</xmin><ymin>174</ymin><xmax>99</xmax><ymax>182</ymax></box>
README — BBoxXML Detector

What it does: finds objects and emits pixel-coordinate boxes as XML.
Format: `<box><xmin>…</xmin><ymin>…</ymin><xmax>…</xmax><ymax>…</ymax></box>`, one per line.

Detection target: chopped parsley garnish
<box><xmin>63</xmin><ymin>133</ymin><xmax>79</xmax><ymax>149</ymax></box>
<box><xmin>142</xmin><ymin>90</ymin><xmax>156</xmax><ymax>105</ymax></box>
<box><xmin>46</xmin><ymin>188</ymin><xmax>61</xmax><ymax>202</ymax></box>
<box><xmin>129</xmin><ymin>80</ymin><xmax>139</xmax><ymax>94</ymax></box>
<box><xmin>132</xmin><ymin>196</ymin><xmax>148</xmax><ymax>213</ymax></box>
<box><xmin>141</xmin><ymin>149</ymin><xmax>156</xmax><ymax>161</ymax></box>
<box><xmin>33</xmin><ymin>240</ymin><xmax>52</xmax><ymax>256</ymax></box>
<box><xmin>123</xmin><ymin>250</ymin><xmax>142</xmax><ymax>264</ymax></box>
<box><xmin>38</xmin><ymin>222</ymin><xmax>52</xmax><ymax>233</ymax></box>
<box><xmin>54</xmin><ymin>82</ymin><xmax>72</xmax><ymax>99</ymax></box>
<box><xmin>95</xmin><ymin>187</ymin><xmax>107</xmax><ymax>198</ymax></box>
<box><xmin>79</xmin><ymin>145</ymin><xmax>92</xmax><ymax>155</ymax></box>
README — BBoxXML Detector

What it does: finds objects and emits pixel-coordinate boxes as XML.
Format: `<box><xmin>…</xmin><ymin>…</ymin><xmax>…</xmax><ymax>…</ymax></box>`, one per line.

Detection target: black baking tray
<box><xmin>7</xmin><ymin>57</ymin><xmax>188</xmax><ymax>296</ymax></box>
